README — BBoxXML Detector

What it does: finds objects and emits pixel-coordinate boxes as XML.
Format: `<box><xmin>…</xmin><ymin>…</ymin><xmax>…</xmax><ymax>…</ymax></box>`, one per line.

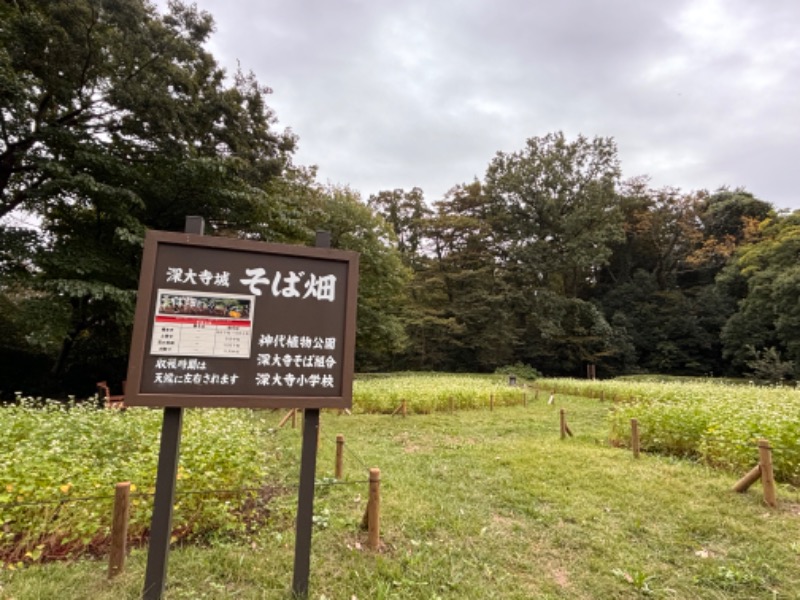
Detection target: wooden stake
<box><xmin>390</xmin><ymin>400</ymin><xmax>408</xmax><ymax>417</ymax></box>
<box><xmin>108</xmin><ymin>482</ymin><xmax>131</xmax><ymax>579</ymax></box>
<box><xmin>560</xmin><ymin>409</ymin><xmax>567</xmax><ymax>439</ymax></box>
<box><xmin>335</xmin><ymin>435</ymin><xmax>344</xmax><ymax>479</ymax></box>
<box><xmin>367</xmin><ymin>468</ymin><xmax>381</xmax><ymax>550</ymax></box>
<box><xmin>278</xmin><ymin>409</ymin><xmax>295</xmax><ymax>428</ymax></box>
<box><xmin>758</xmin><ymin>439</ymin><xmax>777</xmax><ymax>507</ymax></box>
<box><xmin>631</xmin><ymin>418</ymin><xmax>640</xmax><ymax>459</ymax></box>
<box><xmin>732</xmin><ymin>465</ymin><xmax>762</xmax><ymax>493</ymax></box>
<box><xmin>490</xmin><ymin>394</ymin><xmax>494</xmax><ymax>411</ymax></box>
<box><xmin>548</xmin><ymin>392</ymin><xmax>555</xmax><ymax>405</ymax></box>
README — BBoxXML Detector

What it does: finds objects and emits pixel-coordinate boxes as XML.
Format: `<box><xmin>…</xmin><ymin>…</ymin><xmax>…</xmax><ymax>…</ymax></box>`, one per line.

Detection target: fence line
<box><xmin>2</xmin><ymin>471</ymin><xmax>381</xmax><ymax>573</ymax></box>
<box><xmin>0</xmin><ymin>478</ymin><xmax>374</xmax><ymax>510</ymax></box>
<box><xmin>2</xmin><ymin>422</ymin><xmax>379</xmax><ymax>511</ymax></box>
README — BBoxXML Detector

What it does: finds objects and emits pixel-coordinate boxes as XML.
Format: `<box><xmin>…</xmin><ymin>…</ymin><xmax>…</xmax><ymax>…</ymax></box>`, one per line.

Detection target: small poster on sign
<box><xmin>150</xmin><ymin>290</ymin><xmax>255</xmax><ymax>358</ymax></box>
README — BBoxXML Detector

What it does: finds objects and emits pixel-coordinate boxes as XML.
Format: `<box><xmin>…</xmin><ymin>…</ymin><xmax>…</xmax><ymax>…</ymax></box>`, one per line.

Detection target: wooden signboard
<box><xmin>126</xmin><ymin>230</ymin><xmax>359</xmax><ymax>409</ymax></box>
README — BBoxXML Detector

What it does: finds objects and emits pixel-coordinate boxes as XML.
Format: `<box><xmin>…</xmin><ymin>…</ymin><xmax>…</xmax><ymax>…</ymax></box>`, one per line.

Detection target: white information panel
<box><xmin>149</xmin><ymin>289</ymin><xmax>255</xmax><ymax>358</ymax></box>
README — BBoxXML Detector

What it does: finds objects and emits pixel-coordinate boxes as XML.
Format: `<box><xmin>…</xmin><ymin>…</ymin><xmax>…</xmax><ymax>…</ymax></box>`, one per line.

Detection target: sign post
<box><xmin>126</xmin><ymin>224</ymin><xmax>359</xmax><ymax>599</ymax></box>
<box><xmin>292</xmin><ymin>231</ymin><xmax>329</xmax><ymax>598</ymax></box>
<box><xmin>142</xmin><ymin>216</ymin><xmax>203</xmax><ymax>600</ymax></box>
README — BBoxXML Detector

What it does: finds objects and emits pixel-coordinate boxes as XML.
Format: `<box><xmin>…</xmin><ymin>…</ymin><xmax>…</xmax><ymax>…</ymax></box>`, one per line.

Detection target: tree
<box><xmin>598</xmin><ymin>179</ymin><xmax>708</xmax><ymax>290</ymax></box>
<box><xmin>368</xmin><ymin>187</ymin><xmax>431</xmax><ymax>268</ymax></box>
<box><xmin>683</xmin><ymin>188</ymin><xmax>773</xmax><ymax>277</ymax></box>
<box><xmin>416</xmin><ymin>183</ymin><xmax>516</xmax><ymax>371</ymax></box>
<box><xmin>591</xmin><ymin>180</ymin><xmax>769</xmax><ymax>376</ymax></box>
<box><xmin>303</xmin><ymin>185</ymin><xmax>411</xmax><ymax>372</ymax></box>
<box><xmin>699</xmin><ymin>187</ymin><xmax>773</xmax><ymax>245</ymax></box>
<box><xmin>744</xmin><ymin>346</ymin><xmax>795</xmax><ymax>384</ymax></box>
<box><xmin>0</xmin><ymin>0</ymin><xmax>297</xmax><ymax>392</ymax></box>
<box><xmin>484</xmin><ymin>132</ymin><xmax>623</xmax><ymax>298</ymax></box>
<box><xmin>0</xmin><ymin>0</ymin><xmax>295</xmax><ymax>225</ymax></box>
<box><xmin>719</xmin><ymin>212</ymin><xmax>800</xmax><ymax>377</ymax></box>
<box><xmin>598</xmin><ymin>269</ymin><xmax>729</xmax><ymax>374</ymax></box>
<box><xmin>478</xmin><ymin>132</ymin><xmax>623</xmax><ymax>374</ymax></box>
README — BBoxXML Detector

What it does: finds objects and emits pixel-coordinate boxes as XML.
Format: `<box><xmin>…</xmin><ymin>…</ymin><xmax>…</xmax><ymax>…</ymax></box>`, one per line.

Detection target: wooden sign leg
<box><xmin>142</xmin><ymin>407</ymin><xmax>183</xmax><ymax>599</ymax></box>
<box><xmin>142</xmin><ymin>217</ymin><xmax>202</xmax><ymax>599</ymax></box>
<box><xmin>292</xmin><ymin>233</ymin><xmax>330</xmax><ymax>598</ymax></box>
<box><xmin>292</xmin><ymin>408</ymin><xmax>320</xmax><ymax>598</ymax></box>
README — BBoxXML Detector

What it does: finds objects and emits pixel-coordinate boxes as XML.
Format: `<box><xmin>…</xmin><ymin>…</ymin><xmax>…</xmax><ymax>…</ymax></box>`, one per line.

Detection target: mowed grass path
<box><xmin>3</xmin><ymin>395</ymin><xmax>800</xmax><ymax>599</ymax></box>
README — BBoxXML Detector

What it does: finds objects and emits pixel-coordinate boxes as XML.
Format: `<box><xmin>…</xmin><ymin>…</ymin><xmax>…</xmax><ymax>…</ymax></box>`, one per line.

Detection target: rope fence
<box><xmin>0</xmin><ymin>480</ymin><xmax>375</xmax><ymax>510</ymax></box>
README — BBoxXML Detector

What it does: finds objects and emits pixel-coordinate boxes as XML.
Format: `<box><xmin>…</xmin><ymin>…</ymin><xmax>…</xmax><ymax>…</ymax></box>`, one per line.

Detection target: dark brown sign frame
<box><xmin>126</xmin><ymin>230</ymin><xmax>359</xmax><ymax>409</ymax></box>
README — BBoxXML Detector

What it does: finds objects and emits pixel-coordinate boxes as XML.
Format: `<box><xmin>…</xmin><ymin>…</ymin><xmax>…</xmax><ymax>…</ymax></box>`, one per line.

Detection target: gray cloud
<box><xmin>186</xmin><ymin>0</ymin><xmax>800</xmax><ymax>209</ymax></box>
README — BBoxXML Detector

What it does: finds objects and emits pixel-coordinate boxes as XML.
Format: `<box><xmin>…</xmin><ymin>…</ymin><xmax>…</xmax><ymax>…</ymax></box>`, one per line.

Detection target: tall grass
<box><xmin>538</xmin><ymin>378</ymin><xmax>800</xmax><ymax>484</ymax></box>
<box><xmin>353</xmin><ymin>372</ymin><xmax>527</xmax><ymax>414</ymax></box>
<box><xmin>0</xmin><ymin>397</ymin><xmax>293</xmax><ymax>564</ymax></box>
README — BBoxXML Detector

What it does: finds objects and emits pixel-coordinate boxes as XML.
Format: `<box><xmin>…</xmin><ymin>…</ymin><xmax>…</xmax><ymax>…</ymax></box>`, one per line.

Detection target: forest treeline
<box><xmin>1</xmin><ymin>1</ymin><xmax>798</xmax><ymax>396</ymax></box>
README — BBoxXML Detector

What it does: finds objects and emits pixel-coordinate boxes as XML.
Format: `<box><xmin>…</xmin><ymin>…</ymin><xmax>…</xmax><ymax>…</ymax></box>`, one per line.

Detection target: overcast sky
<box><xmin>184</xmin><ymin>0</ymin><xmax>800</xmax><ymax>210</ymax></box>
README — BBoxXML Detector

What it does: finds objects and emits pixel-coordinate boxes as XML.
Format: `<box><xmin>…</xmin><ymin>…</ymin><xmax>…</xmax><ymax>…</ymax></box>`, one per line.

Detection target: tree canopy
<box><xmin>719</xmin><ymin>213</ymin><xmax>800</xmax><ymax>374</ymax></box>
<box><xmin>1</xmin><ymin>0</ymin><xmax>299</xmax><ymax>393</ymax></box>
<box><xmin>1</xmin><ymin>2</ymin><xmax>796</xmax><ymax>394</ymax></box>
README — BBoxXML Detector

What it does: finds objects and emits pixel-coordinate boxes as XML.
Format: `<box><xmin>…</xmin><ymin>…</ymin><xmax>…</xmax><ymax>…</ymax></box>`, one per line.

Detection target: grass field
<box><xmin>2</xmin><ymin>390</ymin><xmax>800</xmax><ymax>599</ymax></box>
